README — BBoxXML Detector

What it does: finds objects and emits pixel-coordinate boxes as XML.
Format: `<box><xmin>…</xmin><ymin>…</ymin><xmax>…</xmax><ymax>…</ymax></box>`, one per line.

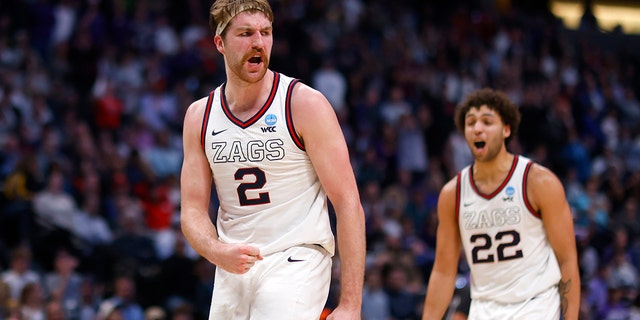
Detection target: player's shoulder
<box><xmin>183</xmin><ymin>95</ymin><xmax>210</xmax><ymax>128</ymax></box>
<box><xmin>275</xmin><ymin>71</ymin><xmax>327</xmax><ymax>106</ymax></box>
<box><xmin>523</xmin><ymin>160</ymin><xmax>566</xmax><ymax>202</ymax></box>
<box><xmin>288</xmin><ymin>80</ymin><xmax>334</xmax><ymax>123</ymax></box>
<box><xmin>440</xmin><ymin>174</ymin><xmax>460</xmax><ymax>199</ymax></box>
<box><xmin>290</xmin><ymin>81</ymin><xmax>326</xmax><ymax>104</ymax></box>
<box><xmin>526</xmin><ymin>161</ymin><xmax>560</xmax><ymax>185</ymax></box>
<box><xmin>187</xmin><ymin>95</ymin><xmax>211</xmax><ymax>113</ymax></box>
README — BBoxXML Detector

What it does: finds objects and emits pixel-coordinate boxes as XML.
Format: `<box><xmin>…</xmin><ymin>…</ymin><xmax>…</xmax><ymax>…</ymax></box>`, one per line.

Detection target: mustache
<box><xmin>244</xmin><ymin>49</ymin><xmax>265</xmax><ymax>60</ymax></box>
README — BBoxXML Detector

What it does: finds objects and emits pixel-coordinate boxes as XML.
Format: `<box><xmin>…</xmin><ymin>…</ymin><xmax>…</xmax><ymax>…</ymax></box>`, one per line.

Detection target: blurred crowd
<box><xmin>0</xmin><ymin>0</ymin><xmax>639</xmax><ymax>319</ymax></box>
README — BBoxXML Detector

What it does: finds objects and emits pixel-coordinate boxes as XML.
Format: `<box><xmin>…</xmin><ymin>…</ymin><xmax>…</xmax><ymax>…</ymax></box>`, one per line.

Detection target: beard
<box><xmin>227</xmin><ymin>51</ymin><xmax>270</xmax><ymax>83</ymax></box>
<box><xmin>469</xmin><ymin>135</ymin><xmax>505</xmax><ymax>163</ymax></box>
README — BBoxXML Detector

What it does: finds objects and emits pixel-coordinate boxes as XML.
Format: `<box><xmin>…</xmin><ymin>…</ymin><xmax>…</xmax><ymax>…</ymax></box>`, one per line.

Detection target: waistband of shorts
<box><xmin>298</xmin><ymin>243</ymin><xmax>330</xmax><ymax>255</ymax></box>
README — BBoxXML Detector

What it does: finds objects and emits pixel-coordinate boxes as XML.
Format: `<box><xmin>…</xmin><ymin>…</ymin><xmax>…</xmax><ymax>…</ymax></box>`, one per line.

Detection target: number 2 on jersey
<box><xmin>235</xmin><ymin>167</ymin><xmax>270</xmax><ymax>206</ymax></box>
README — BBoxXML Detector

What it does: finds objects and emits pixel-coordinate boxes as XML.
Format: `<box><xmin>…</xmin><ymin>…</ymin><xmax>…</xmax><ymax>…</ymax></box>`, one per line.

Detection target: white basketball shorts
<box><xmin>208</xmin><ymin>244</ymin><xmax>332</xmax><ymax>320</ymax></box>
<box><xmin>469</xmin><ymin>285</ymin><xmax>561</xmax><ymax>320</ymax></box>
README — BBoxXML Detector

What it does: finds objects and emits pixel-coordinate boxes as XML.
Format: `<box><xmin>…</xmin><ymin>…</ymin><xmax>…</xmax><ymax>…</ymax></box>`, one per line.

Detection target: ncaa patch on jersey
<box><xmin>265</xmin><ymin>114</ymin><xmax>277</xmax><ymax>126</ymax></box>
<box><xmin>505</xmin><ymin>186</ymin><xmax>515</xmax><ymax>196</ymax></box>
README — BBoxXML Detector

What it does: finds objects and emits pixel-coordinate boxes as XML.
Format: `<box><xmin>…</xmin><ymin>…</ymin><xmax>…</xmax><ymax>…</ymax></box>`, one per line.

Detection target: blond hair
<box><xmin>209</xmin><ymin>0</ymin><xmax>274</xmax><ymax>36</ymax></box>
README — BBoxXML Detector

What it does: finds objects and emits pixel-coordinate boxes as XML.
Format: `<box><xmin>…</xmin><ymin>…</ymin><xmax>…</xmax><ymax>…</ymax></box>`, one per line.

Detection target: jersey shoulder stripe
<box><xmin>284</xmin><ymin>79</ymin><xmax>304</xmax><ymax>150</ymax></box>
<box><xmin>455</xmin><ymin>172</ymin><xmax>462</xmax><ymax>222</ymax></box>
<box><xmin>522</xmin><ymin>160</ymin><xmax>540</xmax><ymax>218</ymax></box>
<box><xmin>200</xmin><ymin>89</ymin><xmax>216</xmax><ymax>149</ymax></box>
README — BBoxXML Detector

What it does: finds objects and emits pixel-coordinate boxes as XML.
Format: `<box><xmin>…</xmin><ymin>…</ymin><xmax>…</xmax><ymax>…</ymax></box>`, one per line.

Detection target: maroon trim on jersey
<box><xmin>220</xmin><ymin>71</ymin><xmax>280</xmax><ymax>128</ymax></box>
<box><xmin>285</xmin><ymin>79</ymin><xmax>304</xmax><ymax>150</ymax></box>
<box><xmin>470</xmin><ymin>155</ymin><xmax>519</xmax><ymax>199</ymax></box>
<box><xmin>200</xmin><ymin>89</ymin><xmax>216</xmax><ymax>149</ymax></box>
<box><xmin>455</xmin><ymin>172</ymin><xmax>461</xmax><ymax>222</ymax></box>
<box><xmin>522</xmin><ymin>161</ymin><xmax>541</xmax><ymax>219</ymax></box>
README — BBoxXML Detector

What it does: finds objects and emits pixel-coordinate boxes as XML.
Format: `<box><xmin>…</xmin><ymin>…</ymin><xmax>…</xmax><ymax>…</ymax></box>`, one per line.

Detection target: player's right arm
<box><xmin>180</xmin><ymin>98</ymin><xmax>262</xmax><ymax>274</ymax></box>
<box><xmin>422</xmin><ymin>177</ymin><xmax>462</xmax><ymax>320</ymax></box>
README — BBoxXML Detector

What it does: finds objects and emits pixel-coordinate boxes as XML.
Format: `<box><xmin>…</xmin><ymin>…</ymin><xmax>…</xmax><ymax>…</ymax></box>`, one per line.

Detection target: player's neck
<box><xmin>224</xmin><ymin>70</ymin><xmax>274</xmax><ymax>119</ymax></box>
<box><xmin>472</xmin><ymin>151</ymin><xmax>515</xmax><ymax>184</ymax></box>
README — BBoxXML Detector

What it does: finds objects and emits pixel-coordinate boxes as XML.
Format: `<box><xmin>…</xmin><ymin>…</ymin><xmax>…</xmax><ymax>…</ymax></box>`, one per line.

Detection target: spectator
<box><xmin>96</xmin><ymin>299</ymin><xmax>124</xmax><ymax>320</ymax></box>
<box><xmin>586</xmin><ymin>263</ymin><xmax>611</xmax><ymax>316</ymax></box>
<box><xmin>191</xmin><ymin>258</ymin><xmax>214</xmax><ymax>319</ymax></box>
<box><xmin>443</xmin><ymin>131</ymin><xmax>472</xmax><ymax>176</ymax></box>
<box><xmin>158</xmin><ymin>234</ymin><xmax>197</xmax><ymax>310</ymax></box>
<box><xmin>353</xmin><ymin>87</ymin><xmax>382</xmax><ymax>142</ymax></box>
<box><xmin>18</xmin><ymin>281</ymin><xmax>46</xmax><ymax>320</ymax></box>
<box><xmin>1</xmin><ymin>246</ymin><xmax>41</xmax><ymax>301</ymax></box>
<box><xmin>72</xmin><ymin>192</ymin><xmax>114</xmax><ymax>248</ymax></box>
<box><xmin>617</xmin><ymin>86</ymin><xmax>640</xmax><ymax>129</ymax></box>
<box><xmin>169</xmin><ymin>302</ymin><xmax>194</xmax><ymax>320</ymax></box>
<box><xmin>630</xmin><ymin>294</ymin><xmax>640</xmax><ymax>320</ymax></box>
<box><xmin>383</xmin><ymin>263</ymin><xmax>420</xmax><ymax>320</ymax></box>
<box><xmin>108</xmin><ymin>171</ymin><xmax>146</xmax><ymax>229</ymax></box>
<box><xmin>153</xmin><ymin>16</ymin><xmax>180</xmax><ymax>56</ymax></box>
<box><xmin>77</xmin><ymin>277</ymin><xmax>100</xmax><ymax>320</ymax></box>
<box><xmin>355</xmin><ymin>148</ymin><xmax>386</xmax><ymax>188</ymax></box>
<box><xmin>362</xmin><ymin>265</ymin><xmax>390</xmax><ymax>320</ymax></box>
<box><xmin>599</xmin><ymin>283</ymin><xmax>631</xmax><ymax>320</ymax></box>
<box><xmin>99</xmin><ymin>275</ymin><xmax>144</xmax><ymax>320</ymax></box>
<box><xmin>142</xmin><ymin>130</ymin><xmax>182</xmax><ymax>180</ymax></box>
<box><xmin>137</xmin><ymin>76</ymin><xmax>178</xmax><ymax>133</ymax></box>
<box><xmin>32</xmin><ymin>166</ymin><xmax>78</xmax><ymax>232</ymax></box>
<box><xmin>1</xmin><ymin>154</ymin><xmax>41</xmax><ymax>246</ymax></box>
<box><xmin>92</xmin><ymin>80</ymin><xmax>125</xmax><ymax>133</ymax></box>
<box><xmin>396</xmin><ymin>114</ymin><xmax>428</xmax><ymax>179</ymax></box>
<box><xmin>561</xmin><ymin>129</ymin><xmax>592</xmax><ymax>184</ymax></box>
<box><xmin>34</xmin><ymin>126</ymin><xmax>71</xmax><ymax>178</ymax></box>
<box><xmin>379</xmin><ymin>86</ymin><xmax>411</xmax><ymax>126</ymax></box>
<box><xmin>312</xmin><ymin>57</ymin><xmax>348</xmax><ymax>115</ymax></box>
<box><xmin>0</xmin><ymin>132</ymin><xmax>22</xmax><ymax>182</ymax></box>
<box><xmin>19</xmin><ymin>95</ymin><xmax>54</xmax><ymax>146</ymax></box>
<box><xmin>583</xmin><ymin>176</ymin><xmax>611</xmax><ymax>232</ymax></box>
<box><xmin>0</xmin><ymin>87</ymin><xmax>20</xmax><ymax>142</ymax></box>
<box><xmin>145</xmin><ymin>306</ymin><xmax>166</xmax><ymax>320</ymax></box>
<box><xmin>607</xmin><ymin>249</ymin><xmax>639</xmax><ymax>296</ymax></box>
<box><xmin>110</xmin><ymin>209</ymin><xmax>159</xmax><ymax>275</ymax></box>
<box><xmin>0</xmin><ymin>280</ymin><xmax>14</xmax><ymax>318</ymax></box>
<box><xmin>43</xmin><ymin>247</ymin><xmax>84</xmax><ymax>318</ymax></box>
<box><xmin>141</xmin><ymin>181</ymin><xmax>175</xmax><ymax>233</ymax></box>
<box><xmin>45</xmin><ymin>298</ymin><xmax>65</xmax><ymax>320</ymax></box>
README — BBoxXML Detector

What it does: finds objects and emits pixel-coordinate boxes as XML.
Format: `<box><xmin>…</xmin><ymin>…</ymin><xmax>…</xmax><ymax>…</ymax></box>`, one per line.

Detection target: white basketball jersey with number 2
<box><xmin>201</xmin><ymin>71</ymin><xmax>335</xmax><ymax>257</ymax></box>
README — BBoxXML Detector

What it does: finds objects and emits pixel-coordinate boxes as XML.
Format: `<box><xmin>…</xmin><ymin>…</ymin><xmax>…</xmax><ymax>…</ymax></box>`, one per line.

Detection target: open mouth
<box><xmin>248</xmin><ymin>56</ymin><xmax>262</xmax><ymax>64</ymax></box>
<box><xmin>474</xmin><ymin>141</ymin><xmax>486</xmax><ymax>149</ymax></box>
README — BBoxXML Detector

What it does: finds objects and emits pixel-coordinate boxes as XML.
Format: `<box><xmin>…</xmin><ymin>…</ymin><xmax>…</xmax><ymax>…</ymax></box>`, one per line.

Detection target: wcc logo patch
<box><xmin>503</xmin><ymin>186</ymin><xmax>515</xmax><ymax>202</ymax></box>
<box><xmin>261</xmin><ymin>114</ymin><xmax>277</xmax><ymax>132</ymax></box>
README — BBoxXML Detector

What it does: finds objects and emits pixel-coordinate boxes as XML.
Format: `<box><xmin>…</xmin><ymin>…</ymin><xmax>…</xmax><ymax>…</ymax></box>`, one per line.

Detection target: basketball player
<box><xmin>179</xmin><ymin>0</ymin><xmax>365</xmax><ymax>319</ymax></box>
<box><xmin>422</xmin><ymin>88</ymin><xmax>580</xmax><ymax>319</ymax></box>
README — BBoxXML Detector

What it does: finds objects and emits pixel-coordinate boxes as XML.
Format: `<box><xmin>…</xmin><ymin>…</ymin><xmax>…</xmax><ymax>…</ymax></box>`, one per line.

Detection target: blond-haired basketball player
<box><xmin>180</xmin><ymin>1</ymin><xmax>366</xmax><ymax>319</ymax></box>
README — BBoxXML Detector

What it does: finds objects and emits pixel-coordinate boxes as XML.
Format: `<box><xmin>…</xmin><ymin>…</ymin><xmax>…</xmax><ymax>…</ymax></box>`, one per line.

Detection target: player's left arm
<box><xmin>527</xmin><ymin>164</ymin><xmax>580</xmax><ymax>320</ymax></box>
<box><xmin>291</xmin><ymin>83</ymin><xmax>365</xmax><ymax>318</ymax></box>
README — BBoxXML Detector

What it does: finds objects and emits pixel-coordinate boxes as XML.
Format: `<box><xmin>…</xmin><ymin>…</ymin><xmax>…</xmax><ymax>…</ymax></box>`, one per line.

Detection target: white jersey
<box><xmin>457</xmin><ymin>155</ymin><xmax>561</xmax><ymax>304</ymax></box>
<box><xmin>201</xmin><ymin>71</ymin><xmax>334</xmax><ymax>256</ymax></box>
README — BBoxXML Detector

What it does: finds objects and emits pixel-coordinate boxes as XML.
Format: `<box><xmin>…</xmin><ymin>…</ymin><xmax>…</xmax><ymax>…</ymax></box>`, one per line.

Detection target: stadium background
<box><xmin>0</xmin><ymin>0</ymin><xmax>639</xmax><ymax>319</ymax></box>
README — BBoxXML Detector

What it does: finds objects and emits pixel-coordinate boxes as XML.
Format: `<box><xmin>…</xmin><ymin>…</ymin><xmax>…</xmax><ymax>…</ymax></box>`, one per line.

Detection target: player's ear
<box><xmin>503</xmin><ymin>124</ymin><xmax>511</xmax><ymax>139</ymax></box>
<box><xmin>214</xmin><ymin>35</ymin><xmax>224</xmax><ymax>54</ymax></box>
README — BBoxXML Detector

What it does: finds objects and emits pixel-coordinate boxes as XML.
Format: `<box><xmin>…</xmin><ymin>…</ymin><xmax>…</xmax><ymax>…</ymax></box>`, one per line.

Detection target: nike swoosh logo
<box><xmin>463</xmin><ymin>202</ymin><xmax>474</xmax><ymax>207</ymax></box>
<box><xmin>211</xmin><ymin>129</ymin><xmax>227</xmax><ymax>136</ymax></box>
<box><xmin>287</xmin><ymin>256</ymin><xmax>305</xmax><ymax>262</ymax></box>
